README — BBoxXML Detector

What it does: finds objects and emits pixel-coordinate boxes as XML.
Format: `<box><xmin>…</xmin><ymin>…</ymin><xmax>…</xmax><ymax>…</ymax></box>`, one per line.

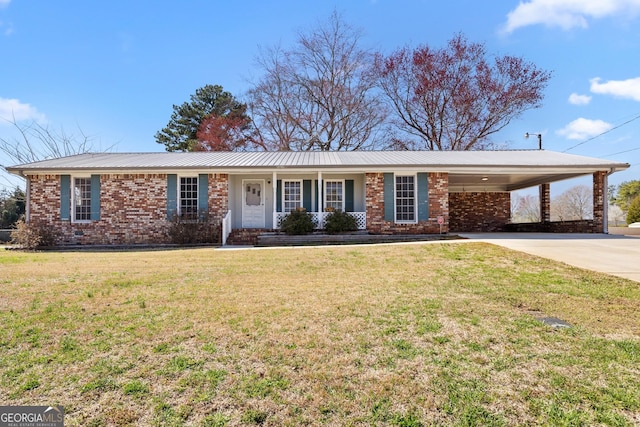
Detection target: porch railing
<box><xmin>222</xmin><ymin>210</ymin><xmax>232</xmax><ymax>245</ymax></box>
<box><xmin>274</xmin><ymin>211</ymin><xmax>366</xmax><ymax>230</ymax></box>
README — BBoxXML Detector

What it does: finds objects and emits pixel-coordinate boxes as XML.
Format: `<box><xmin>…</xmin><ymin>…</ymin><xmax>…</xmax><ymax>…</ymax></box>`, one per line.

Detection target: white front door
<box><xmin>242</xmin><ymin>180</ymin><xmax>265</xmax><ymax>228</ymax></box>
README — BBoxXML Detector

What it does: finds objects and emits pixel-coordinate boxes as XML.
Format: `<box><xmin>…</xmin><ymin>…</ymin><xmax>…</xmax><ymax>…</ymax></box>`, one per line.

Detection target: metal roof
<box><xmin>5</xmin><ymin>150</ymin><xmax>630</xmax><ymax>171</ymax></box>
<box><xmin>6</xmin><ymin>150</ymin><xmax>629</xmax><ymax>192</ymax></box>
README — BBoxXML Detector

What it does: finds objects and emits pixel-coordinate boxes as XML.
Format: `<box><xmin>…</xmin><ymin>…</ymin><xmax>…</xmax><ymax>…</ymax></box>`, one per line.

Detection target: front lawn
<box><xmin>1</xmin><ymin>242</ymin><xmax>638</xmax><ymax>426</ymax></box>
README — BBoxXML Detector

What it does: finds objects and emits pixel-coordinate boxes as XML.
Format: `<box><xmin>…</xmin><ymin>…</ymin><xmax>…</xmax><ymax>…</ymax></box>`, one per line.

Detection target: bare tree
<box><xmin>512</xmin><ymin>193</ymin><xmax>540</xmax><ymax>223</ymax></box>
<box><xmin>608</xmin><ymin>204</ymin><xmax>625</xmax><ymax>227</ymax></box>
<box><xmin>1</xmin><ymin>118</ymin><xmax>96</xmax><ymax>165</ymax></box>
<box><xmin>247</xmin><ymin>12</ymin><xmax>387</xmax><ymax>151</ymax></box>
<box><xmin>1</xmin><ymin>117</ymin><xmax>111</xmax><ymax>187</ymax></box>
<box><xmin>551</xmin><ymin>185</ymin><xmax>593</xmax><ymax>221</ymax></box>
<box><xmin>373</xmin><ymin>33</ymin><xmax>552</xmax><ymax>150</ymax></box>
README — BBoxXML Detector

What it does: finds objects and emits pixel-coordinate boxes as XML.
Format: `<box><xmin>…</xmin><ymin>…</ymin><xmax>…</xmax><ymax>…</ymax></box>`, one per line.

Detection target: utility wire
<box><xmin>562</xmin><ymin>112</ymin><xmax>640</xmax><ymax>152</ymax></box>
<box><xmin>601</xmin><ymin>146</ymin><xmax>640</xmax><ymax>157</ymax></box>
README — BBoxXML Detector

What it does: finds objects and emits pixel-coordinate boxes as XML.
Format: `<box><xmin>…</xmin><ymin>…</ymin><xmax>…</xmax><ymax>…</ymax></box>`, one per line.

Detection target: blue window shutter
<box><xmin>198</xmin><ymin>174</ymin><xmax>209</xmax><ymax>215</ymax></box>
<box><xmin>417</xmin><ymin>173</ymin><xmax>428</xmax><ymax>221</ymax></box>
<box><xmin>276</xmin><ymin>180</ymin><xmax>282</xmax><ymax>212</ymax></box>
<box><xmin>167</xmin><ymin>174</ymin><xmax>177</xmax><ymax>220</ymax></box>
<box><xmin>60</xmin><ymin>175</ymin><xmax>70</xmax><ymax>221</ymax></box>
<box><xmin>314</xmin><ymin>180</ymin><xmax>318</xmax><ymax>211</ymax></box>
<box><xmin>303</xmin><ymin>180</ymin><xmax>312</xmax><ymax>211</ymax></box>
<box><xmin>383</xmin><ymin>173</ymin><xmax>394</xmax><ymax>221</ymax></box>
<box><xmin>90</xmin><ymin>175</ymin><xmax>101</xmax><ymax>221</ymax></box>
<box><xmin>345</xmin><ymin>180</ymin><xmax>354</xmax><ymax>212</ymax></box>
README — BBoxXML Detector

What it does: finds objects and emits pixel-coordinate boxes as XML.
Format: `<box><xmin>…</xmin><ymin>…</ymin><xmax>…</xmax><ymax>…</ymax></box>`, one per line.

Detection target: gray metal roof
<box><xmin>5</xmin><ymin>150</ymin><xmax>630</xmax><ymax>172</ymax></box>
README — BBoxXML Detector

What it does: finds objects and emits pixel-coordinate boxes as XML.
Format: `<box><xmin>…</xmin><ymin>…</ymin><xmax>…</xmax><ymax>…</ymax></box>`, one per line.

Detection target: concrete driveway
<box><xmin>459</xmin><ymin>233</ymin><xmax>640</xmax><ymax>283</ymax></box>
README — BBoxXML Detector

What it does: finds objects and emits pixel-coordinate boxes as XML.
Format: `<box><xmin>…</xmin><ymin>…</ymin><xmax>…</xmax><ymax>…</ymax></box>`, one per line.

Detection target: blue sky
<box><xmin>1</xmin><ymin>0</ymin><xmax>639</xmax><ymax>193</ymax></box>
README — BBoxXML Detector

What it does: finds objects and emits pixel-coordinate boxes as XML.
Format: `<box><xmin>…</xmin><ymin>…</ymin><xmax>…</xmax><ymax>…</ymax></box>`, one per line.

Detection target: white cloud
<box><xmin>590</xmin><ymin>77</ymin><xmax>640</xmax><ymax>101</ymax></box>
<box><xmin>0</xmin><ymin>97</ymin><xmax>46</xmax><ymax>124</ymax></box>
<box><xmin>568</xmin><ymin>93</ymin><xmax>592</xmax><ymax>105</ymax></box>
<box><xmin>1</xmin><ymin>21</ymin><xmax>14</xmax><ymax>36</ymax></box>
<box><xmin>0</xmin><ymin>1</ymin><xmax>12</xmax><ymax>35</ymax></box>
<box><xmin>502</xmin><ymin>0</ymin><xmax>640</xmax><ymax>33</ymax></box>
<box><xmin>557</xmin><ymin>117</ymin><xmax>613</xmax><ymax>140</ymax></box>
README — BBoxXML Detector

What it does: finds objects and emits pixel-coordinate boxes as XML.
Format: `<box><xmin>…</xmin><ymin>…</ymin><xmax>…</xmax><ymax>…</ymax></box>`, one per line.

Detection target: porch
<box><xmin>226</xmin><ymin>171</ymin><xmax>367</xmax><ymax>232</ymax></box>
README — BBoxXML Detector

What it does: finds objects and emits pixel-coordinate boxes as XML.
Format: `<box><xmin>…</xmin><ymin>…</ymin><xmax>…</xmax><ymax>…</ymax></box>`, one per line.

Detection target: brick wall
<box><xmin>506</xmin><ymin>220</ymin><xmax>598</xmax><ymax>233</ymax></box>
<box><xmin>449</xmin><ymin>192</ymin><xmax>511</xmax><ymax>232</ymax></box>
<box><xmin>26</xmin><ymin>173</ymin><xmax>229</xmax><ymax>245</ymax></box>
<box><xmin>365</xmin><ymin>172</ymin><xmax>449</xmax><ymax>234</ymax></box>
<box><xmin>27</xmin><ymin>174</ymin><xmax>61</xmax><ymax>225</ymax></box>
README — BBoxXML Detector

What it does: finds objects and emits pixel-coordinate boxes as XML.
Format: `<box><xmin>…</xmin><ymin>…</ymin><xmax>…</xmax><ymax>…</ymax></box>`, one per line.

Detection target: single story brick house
<box><xmin>6</xmin><ymin>150</ymin><xmax>629</xmax><ymax>245</ymax></box>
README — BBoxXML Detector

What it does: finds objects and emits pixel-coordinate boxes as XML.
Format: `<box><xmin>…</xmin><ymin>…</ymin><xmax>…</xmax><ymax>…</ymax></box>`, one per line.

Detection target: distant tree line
<box><xmin>611</xmin><ymin>180</ymin><xmax>640</xmax><ymax>225</ymax></box>
<box><xmin>0</xmin><ymin>188</ymin><xmax>25</xmax><ymax>228</ymax></box>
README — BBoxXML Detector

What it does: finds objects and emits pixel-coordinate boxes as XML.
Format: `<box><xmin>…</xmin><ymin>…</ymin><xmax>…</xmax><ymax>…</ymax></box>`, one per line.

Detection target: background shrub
<box><xmin>324</xmin><ymin>211</ymin><xmax>358</xmax><ymax>234</ymax></box>
<box><xmin>279</xmin><ymin>209</ymin><xmax>315</xmax><ymax>235</ymax></box>
<box><xmin>627</xmin><ymin>195</ymin><xmax>640</xmax><ymax>224</ymax></box>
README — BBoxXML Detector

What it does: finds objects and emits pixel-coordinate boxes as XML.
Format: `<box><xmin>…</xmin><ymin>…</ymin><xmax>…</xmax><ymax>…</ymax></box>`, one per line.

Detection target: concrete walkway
<box><xmin>459</xmin><ymin>233</ymin><xmax>640</xmax><ymax>282</ymax></box>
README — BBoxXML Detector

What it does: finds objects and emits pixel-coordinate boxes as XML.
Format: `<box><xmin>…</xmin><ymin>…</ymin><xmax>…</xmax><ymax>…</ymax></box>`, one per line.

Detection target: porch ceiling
<box><xmin>448</xmin><ymin>170</ymin><xmax>596</xmax><ymax>192</ymax></box>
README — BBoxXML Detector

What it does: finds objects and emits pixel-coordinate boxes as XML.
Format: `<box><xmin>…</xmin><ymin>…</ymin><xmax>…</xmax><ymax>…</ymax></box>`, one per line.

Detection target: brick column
<box><xmin>365</xmin><ymin>173</ymin><xmax>385</xmax><ymax>233</ymax></box>
<box><xmin>593</xmin><ymin>171</ymin><xmax>606</xmax><ymax>233</ymax></box>
<box><xmin>428</xmin><ymin>172</ymin><xmax>449</xmax><ymax>233</ymax></box>
<box><xmin>209</xmin><ymin>173</ymin><xmax>229</xmax><ymax>222</ymax></box>
<box><xmin>539</xmin><ymin>183</ymin><xmax>550</xmax><ymax>222</ymax></box>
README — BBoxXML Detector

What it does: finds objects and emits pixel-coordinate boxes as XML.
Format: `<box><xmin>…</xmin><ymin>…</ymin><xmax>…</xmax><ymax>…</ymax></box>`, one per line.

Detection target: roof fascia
<box><xmin>8</xmin><ymin>163</ymin><xmax>627</xmax><ymax>177</ymax></box>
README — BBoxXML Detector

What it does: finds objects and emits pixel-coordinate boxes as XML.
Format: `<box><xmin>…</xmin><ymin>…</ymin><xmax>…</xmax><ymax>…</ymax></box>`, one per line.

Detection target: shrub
<box><xmin>279</xmin><ymin>208</ymin><xmax>315</xmax><ymax>235</ymax></box>
<box><xmin>627</xmin><ymin>195</ymin><xmax>640</xmax><ymax>225</ymax></box>
<box><xmin>324</xmin><ymin>210</ymin><xmax>358</xmax><ymax>234</ymax></box>
<box><xmin>10</xmin><ymin>220</ymin><xmax>60</xmax><ymax>249</ymax></box>
<box><xmin>167</xmin><ymin>211</ymin><xmax>221</xmax><ymax>244</ymax></box>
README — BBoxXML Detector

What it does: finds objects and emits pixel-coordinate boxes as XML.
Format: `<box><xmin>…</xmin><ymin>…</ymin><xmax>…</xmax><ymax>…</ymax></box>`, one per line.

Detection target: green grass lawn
<box><xmin>1</xmin><ymin>242</ymin><xmax>639</xmax><ymax>426</ymax></box>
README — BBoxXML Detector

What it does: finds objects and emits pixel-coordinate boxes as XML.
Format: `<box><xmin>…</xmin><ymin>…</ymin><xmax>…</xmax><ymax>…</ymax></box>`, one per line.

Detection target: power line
<box><xmin>601</xmin><ymin>146</ymin><xmax>640</xmax><ymax>157</ymax></box>
<box><xmin>562</xmin><ymin>112</ymin><xmax>640</xmax><ymax>153</ymax></box>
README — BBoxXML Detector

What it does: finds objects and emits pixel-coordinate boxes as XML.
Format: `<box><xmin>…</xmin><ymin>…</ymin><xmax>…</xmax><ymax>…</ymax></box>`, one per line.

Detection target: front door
<box><xmin>242</xmin><ymin>180</ymin><xmax>265</xmax><ymax>228</ymax></box>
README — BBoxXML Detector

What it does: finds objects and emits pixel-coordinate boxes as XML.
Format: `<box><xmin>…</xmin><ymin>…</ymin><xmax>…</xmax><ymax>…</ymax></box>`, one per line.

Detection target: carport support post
<box><xmin>539</xmin><ymin>183</ymin><xmax>550</xmax><ymax>223</ymax></box>
<box><xmin>593</xmin><ymin>171</ymin><xmax>607</xmax><ymax>234</ymax></box>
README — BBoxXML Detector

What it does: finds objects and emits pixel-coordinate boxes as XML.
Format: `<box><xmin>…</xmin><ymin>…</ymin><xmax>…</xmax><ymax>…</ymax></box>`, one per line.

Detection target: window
<box><xmin>283</xmin><ymin>180</ymin><xmax>302</xmax><ymax>212</ymax></box>
<box><xmin>180</xmin><ymin>176</ymin><xmax>198</xmax><ymax>218</ymax></box>
<box><xmin>395</xmin><ymin>175</ymin><xmax>415</xmax><ymax>222</ymax></box>
<box><xmin>325</xmin><ymin>180</ymin><xmax>344</xmax><ymax>211</ymax></box>
<box><xmin>73</xmin><ymin>177</ymin><xmax>92</xmax><ymax>221</ymax></box>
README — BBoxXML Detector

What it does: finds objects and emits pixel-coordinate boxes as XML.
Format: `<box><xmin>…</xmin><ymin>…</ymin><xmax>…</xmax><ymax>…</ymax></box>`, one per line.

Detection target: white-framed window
<box><xmin>73</xmin><ymin>177</ymin><xmax>92</xmax><ymax>222</ymax></box>
<box><xmin>180</xmin><ymin>176</ymin><xmax>198</xmax><ymax>218</ymax></box>
<box><xmin>324</xmin><ymin>180</ymin><xmax>344</xmax><ymax>211</ymax></box>
<box><xmin>283</xmin><ymin>180</ymin><xmax>302</xmax><ymax>212</ymax></box>
<box><xmin>395</xmin><ymin>175</ymin><xmax>416</xmax><ymax>223</ymax></box>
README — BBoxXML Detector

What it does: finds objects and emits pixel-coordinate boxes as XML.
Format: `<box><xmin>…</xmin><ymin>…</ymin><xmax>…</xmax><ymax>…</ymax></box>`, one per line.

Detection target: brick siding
<box><xmin>209</xmin><ymin>173</ymin><xmax>229</xmax><ymax>224</ymax></box>
<box><xmin>26</xmin><ymin>173</ymin><xmax>229</xmax><ymax>245</ymax></box>
<box><xmin>24</xmin><ymin>169</ymin><xmax>609</xmax><ymax>245</ymax></box>
<box><xmin>449</xmin><ymin>192</ymin><xmax>511</xmax><ymax>232</ymax></box>
<box><xmin>365</xmin><ymin>172</ymin><xmax>449</xmax><ymax>234</ymax></box>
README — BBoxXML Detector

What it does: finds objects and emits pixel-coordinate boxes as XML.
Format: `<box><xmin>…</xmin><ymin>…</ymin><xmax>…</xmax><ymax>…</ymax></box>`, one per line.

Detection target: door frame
<box><xmin>241</xmin><ymin>179</ymin><xmax>266</xmax><ymax>228</ymax></box>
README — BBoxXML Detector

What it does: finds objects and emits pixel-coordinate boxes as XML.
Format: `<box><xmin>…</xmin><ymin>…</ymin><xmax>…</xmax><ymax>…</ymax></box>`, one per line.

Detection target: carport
<box><xmin>445</xmin><ymin>151</ymin><xmax>629</xmax><ymax>234</ymax></box>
